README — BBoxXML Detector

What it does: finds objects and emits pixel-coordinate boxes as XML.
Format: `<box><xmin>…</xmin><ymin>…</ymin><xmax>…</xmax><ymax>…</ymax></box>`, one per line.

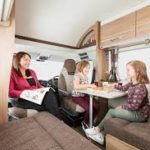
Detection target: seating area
<box><xmin>105</xmin><ymin>118</ymin><xmax>150</xmax><ymax>150</ymax></box>
<box><xmin>105</xmin><ymin>84</ymin><xmax>150</xmax><ymax>150</ymax></box>
<box><xmin>0</xmin><ymin>112</ymin><xmax>100</xmax><ymax>150</ymax></box>
<box><xmin>58</xmin><ymin>59</ymin><xmax>85</xmax><ymax>126</ymax></box>
<box><xmin>0</xmin><ymin>1</ymin><xmax>150</xmax><ymax>150</ymax></box>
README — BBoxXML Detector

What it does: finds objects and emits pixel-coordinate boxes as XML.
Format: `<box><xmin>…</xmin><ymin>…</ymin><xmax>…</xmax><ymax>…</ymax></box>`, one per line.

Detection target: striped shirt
<box><xmin>72</xmin><ymin>72</ymin><xmax>88</xmax><ymax>97</ymax></box>
<box><xmin>115</xmin><ymin>83</ymin><xmax>150</xmax><ymax>119</ymax></box>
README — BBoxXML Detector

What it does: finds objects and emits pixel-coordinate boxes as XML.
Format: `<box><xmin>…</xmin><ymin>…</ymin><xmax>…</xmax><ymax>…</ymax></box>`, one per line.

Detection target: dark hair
<box><xmin>13</xmin><ymin>51</ymin><xmax>31</xmax><ymax>77</ymax></box>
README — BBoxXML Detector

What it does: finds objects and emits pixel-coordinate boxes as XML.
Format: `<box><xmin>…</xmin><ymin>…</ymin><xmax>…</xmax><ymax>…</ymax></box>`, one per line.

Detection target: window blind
<box><xmin>0</xmin><ymin>0</ymin><xmax>14</xmax><ymax>22</ymax></box>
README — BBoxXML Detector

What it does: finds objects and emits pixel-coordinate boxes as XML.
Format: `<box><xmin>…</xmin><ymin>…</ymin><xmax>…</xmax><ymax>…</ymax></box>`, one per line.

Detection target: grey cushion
<box><xmin>105</xmin><ymin>118</ymin><xmax>150</xmax><ymax>150</ymax></box>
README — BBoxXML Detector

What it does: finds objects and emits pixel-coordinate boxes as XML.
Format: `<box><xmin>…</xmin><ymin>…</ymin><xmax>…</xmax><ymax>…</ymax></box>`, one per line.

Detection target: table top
<box><xmin>76</xmin><ymin>87</ymin><xmax>127</xmax><ymax>99</ymax></box>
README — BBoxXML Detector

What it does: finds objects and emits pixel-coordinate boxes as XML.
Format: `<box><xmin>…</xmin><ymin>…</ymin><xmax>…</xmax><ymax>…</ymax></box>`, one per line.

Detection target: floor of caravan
<box><xmin>73</xmin><ymin>126</ymin><xmax>105</xmax><ymax>150</ymax></box>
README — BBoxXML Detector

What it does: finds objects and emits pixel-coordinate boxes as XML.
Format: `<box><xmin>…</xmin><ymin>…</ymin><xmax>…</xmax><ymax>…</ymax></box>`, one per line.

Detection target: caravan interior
<box><xmin>0</xmin><ymin>0</ymin><xmax>150</xmax><ymax>150</ymax></box>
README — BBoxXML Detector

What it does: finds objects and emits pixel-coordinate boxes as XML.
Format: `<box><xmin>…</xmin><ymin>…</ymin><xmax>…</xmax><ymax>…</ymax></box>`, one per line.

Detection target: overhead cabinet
<box><xmin>136</xmin><ymin>6</ymin><xmax>150</xmax><ymax>38</ymax></box>
<box><xmin>101</xmin><ymin>13</ymin><xmax>136</xmax><ymax>48</ymax></box>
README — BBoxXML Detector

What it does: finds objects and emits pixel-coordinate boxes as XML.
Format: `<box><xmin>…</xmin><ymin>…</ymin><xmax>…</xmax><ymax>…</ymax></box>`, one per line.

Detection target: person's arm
<box><xmin>9</xmin><ymin>73</ymin><xmax>23</xmax><ymax>98</ymax></box>
<box><xmin>122</xmin><ymin>85</ymin><xmax>147</xmax><ymax>111</ymax></box>
<box><xmin>114</xmin><ymin>83</ymin><xmax>131</xmax><ymax>92</ymax></box>
<box><xmin>73</xmin><ymin>75</ymin><xmax>96</xmax><ymax>90</ymax></box>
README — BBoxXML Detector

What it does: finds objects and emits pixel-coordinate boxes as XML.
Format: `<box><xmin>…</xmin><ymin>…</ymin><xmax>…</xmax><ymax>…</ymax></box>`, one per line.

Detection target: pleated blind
<box><xmin>0</xmin><ymin>0</ymin><xmax>14</xmax><ymax>22</ymax></box>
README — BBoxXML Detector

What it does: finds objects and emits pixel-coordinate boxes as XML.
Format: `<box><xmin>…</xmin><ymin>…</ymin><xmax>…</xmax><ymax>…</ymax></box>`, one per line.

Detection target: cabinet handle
<box><xmin>110</xmin><ymin>37</ymin><xmax>121</xmax><ymax>42</ymax></box>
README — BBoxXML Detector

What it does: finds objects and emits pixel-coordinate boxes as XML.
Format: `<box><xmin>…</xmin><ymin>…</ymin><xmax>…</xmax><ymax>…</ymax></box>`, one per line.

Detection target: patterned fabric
<box><xmin>72</xmin><ymin>72</ymin><xmax>88</xmax><ymax>97</ymax></box>
<box><xmin>115</xmin><ymin>83</ymin><xmax>150</xmax><ymax>119</ymax></box>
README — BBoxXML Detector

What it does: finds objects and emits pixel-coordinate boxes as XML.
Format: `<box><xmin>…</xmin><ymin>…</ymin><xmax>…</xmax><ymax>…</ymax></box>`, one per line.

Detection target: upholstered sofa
<box><xmin>105</xmin><ymin>84</ymin><xmax>150</xmax><ymax>150</ymax></box>
<box><xmin>0</xmin><ymin>112</ymin><xmax>100</xmax><ymax>150</ymax></box>
<box><xmin>105</xmin><ymin>118</ymin><xmax>150</xmax><ymax>150</ymax></box>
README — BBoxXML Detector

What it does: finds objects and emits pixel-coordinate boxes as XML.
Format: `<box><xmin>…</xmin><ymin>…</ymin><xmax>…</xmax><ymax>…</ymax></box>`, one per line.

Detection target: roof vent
<box><xmin>78</xmin><ymin>52</ymin><xmax>89</xmax><ymax>60</ymax></box>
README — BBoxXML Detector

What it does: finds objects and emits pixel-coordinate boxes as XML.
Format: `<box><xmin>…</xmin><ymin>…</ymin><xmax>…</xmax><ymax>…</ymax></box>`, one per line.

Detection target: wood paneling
<box><xmin>101</xmin><ymin>13</ymin><xmax>136</xmax><ymax>48</ymax></box>
<box><xmin>95</xmin><ymin>21</ymin><xmax>107</xmax><ymax>81</ymax></box>
<box><xmin>0</xmin><ymin>6</ymin><xmax>15</xmax><ymax>124</ymax></box>
<box><xmin>76</xmin><ymin>25</ymin><xmax>95</xmax><ymax>48</ymax></box>
<box><xmin>136</xmin><ymin>6</ymin><xmax>150</xmax><ymax>38</ymax></box>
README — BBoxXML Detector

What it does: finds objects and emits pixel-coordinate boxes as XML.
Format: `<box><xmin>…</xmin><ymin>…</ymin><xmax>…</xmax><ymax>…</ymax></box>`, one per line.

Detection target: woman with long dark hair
<box><xmin>9</xmin><ymin>51</ymin><xmax>60</xmax><ymax>117</ymax></box>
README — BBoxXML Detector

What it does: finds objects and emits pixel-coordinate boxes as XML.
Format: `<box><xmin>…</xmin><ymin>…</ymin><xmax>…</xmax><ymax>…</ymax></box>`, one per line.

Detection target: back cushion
<box><xmin>146</xmin><ymin>84</ymin><xmax>150</xmax><ymax>121</ymax></box>
<box><xmin>58</xmin><ymin>74</ymin><xmax>67</xmax><ymax>91</ymax></box>
<box><xmin>146</xmin><ymin>84</ymin><xmax>150</xmax><ymax>104</ymax></box>
<box><xmin>61</xmin><ymin>68</ymin><xmax>74</xmax><ymax>93</ymax></box>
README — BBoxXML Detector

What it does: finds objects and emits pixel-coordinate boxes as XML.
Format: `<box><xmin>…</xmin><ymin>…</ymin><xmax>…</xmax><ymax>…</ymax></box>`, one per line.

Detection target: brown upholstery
<box><xmin>58</xmin><ymin>59</ymin><xmax>75</xmax><ymax>93</ymax></box>
<box><xmin>8</xmin><ymin>107</ymin><xmax>38</xmax><ymax>118</ymax></box>
<box><xmin>105</xmin><ymin>84</ymin><xmax>150</xmax><ymax>150</ymax></box>
<box><xmin>58</xmin><ymin>74</ymin><xmax>67</xmax><ymax>91</ymax></box>
<box><xmin>8</xmin><ymin>107</ymin><xmax>27</xmax><ymax>118</ymax></box>
<box><xmin>0</xmin><ymin>112</ymin><xmax>100</xmax><ymax>150</ymax></box>
<box><xmin>9</xmin><ymin>98</ymin><xmax>38</xmax><ymax>118</ymax></box>
<box><xmin>63</xmin><ymin>59</ymin><xmax>76</xmax><ymax>74</ymax></box>
<box><xmin>106</xmin><ymin>134</ymin><xmax>139</xmax><ymax>150</ymax></box>
<box><xmin>105</xmin><ymin>118</ymin><xmax>150</xmax><ymax>150</ymax></box>
<box><xmin>58</xmin><ymin>59</ymin><xmax>84</xmax><ymax>113</ymax></box>
<box><xmin>62</xmin><ymin>96</ymin><xmax>77</xmax><ymax>113</ymax></box>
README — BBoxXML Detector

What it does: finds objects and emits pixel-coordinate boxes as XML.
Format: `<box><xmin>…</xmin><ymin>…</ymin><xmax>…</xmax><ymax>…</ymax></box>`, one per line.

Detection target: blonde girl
<box><xmin>85</xmin><ymin>60</ymin><xmax>150</xmax><ymax>145</ymax></box>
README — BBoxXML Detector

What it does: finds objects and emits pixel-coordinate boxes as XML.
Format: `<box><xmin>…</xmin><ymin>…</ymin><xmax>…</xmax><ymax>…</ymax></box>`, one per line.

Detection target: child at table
<box><xmin>85</xmin><ymin>60</ymin><xmax>150</xmax><ymax>145</ymax></box>
<box><xmin>72</xmin><ymin>60</ymin><xmax>100</xmax><ymax>125</ymax></box>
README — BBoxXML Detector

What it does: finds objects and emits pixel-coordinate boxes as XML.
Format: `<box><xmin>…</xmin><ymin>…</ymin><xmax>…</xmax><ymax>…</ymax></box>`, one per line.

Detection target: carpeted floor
<box><xmin>73</xmin><ymin>126</ymin><xmax>105</xmax><ymax>150</ymax></box>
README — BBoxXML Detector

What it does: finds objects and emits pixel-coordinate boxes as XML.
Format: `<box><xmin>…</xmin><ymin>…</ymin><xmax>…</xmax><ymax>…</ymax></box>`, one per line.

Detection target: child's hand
<box><xmin>116</xmin><ymin>106</ymin><xmax>122</xmax><ymax>109</ymax></box>
<box><xmin>89</xmin><ymin>84</ymin><xmax>97</xmax><ymax>89</ymax></box>
<box><xmin>108</xmin><ymin>83</ymin><xmax>117</xmax><ymax>87</ymax></box>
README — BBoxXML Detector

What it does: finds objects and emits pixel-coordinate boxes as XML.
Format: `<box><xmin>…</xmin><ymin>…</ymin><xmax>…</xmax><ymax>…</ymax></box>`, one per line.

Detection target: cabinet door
<box><xmin>101</xmin><ymin>13</ymin><xmax>136</xmax><ymax>48</ymax></box>
<box><xmin>136</xmin><ymin>6</ymin><xmax>150</xmax><ymax>38</ymax></box>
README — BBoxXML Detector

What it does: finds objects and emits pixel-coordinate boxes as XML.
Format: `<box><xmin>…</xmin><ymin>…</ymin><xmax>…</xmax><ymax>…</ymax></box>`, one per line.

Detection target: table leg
<box><xmin>89</xmin><ymin>95</ymin><xmax>93</xmax><ymax>128</ymax></box>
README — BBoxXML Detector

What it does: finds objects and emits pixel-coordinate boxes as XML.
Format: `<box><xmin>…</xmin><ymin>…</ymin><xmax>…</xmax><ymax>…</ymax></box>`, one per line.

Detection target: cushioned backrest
<box><xmin>146</xmin><ymin>84</ymin><xmax>150</xmax><ymax>103</ymax></box>
<box><xmin>58</xmin><ymin>74</ymin><xmax>67</xmax><ymax>91</ymax></box>
<box><xmin>58</xmin><ymin>59</ymin><xmax>76</xmax><ymax>93</ymax></box>
<box><xmin>63</xmin><ymin>59</ymin><xmax>76</xmax><ymax>74</ymax></box>
<box><xmin>60</xmin><ymin>68</ymin><xmax>74</xmax><ymax>93</ymax></box>
<box><xmin>145</xmin><ymin>84</ymin><xmax>150</xmax><ymax>121</ymax></box>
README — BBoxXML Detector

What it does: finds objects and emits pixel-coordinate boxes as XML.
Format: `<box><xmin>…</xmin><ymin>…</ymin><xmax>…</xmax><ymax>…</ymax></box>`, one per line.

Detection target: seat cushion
<box><xmin>62</xmin><ymin>97</ymin><xmax>78</xmax><ymax>113</ymax></box>
<box><xmin>105</xmin><ymin>118</ymin><xmax>150</xmax><ymax>150</ymax></box>
<box><xmin>0</xmin><ymin>112</ymin><xmax>100</xmax><ymax>150</ymax></box>
<box><xmin>8</xmin><ymin>107</ymin><xmax>27</xmax><ymax>118</ymax></box>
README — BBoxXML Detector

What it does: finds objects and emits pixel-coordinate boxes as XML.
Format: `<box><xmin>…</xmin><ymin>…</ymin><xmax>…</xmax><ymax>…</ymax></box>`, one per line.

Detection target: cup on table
<box><xmin>94</xmin><ymin>81</ymin><xmax>99</xmax><ymax>87</ymax></box>
<box><xmin>102</xmin><ymin>82</ymin><xmax>108</xmax><ymax>87</ymax></box>
<box><xmin>98</xmin><ymin>82</ymin><xmax>103</xmax><ymax>87</ymax></box>
<box><xmin>118</xmin><ymin>82</ymin><xmax>123</xmax><ymax>86</ymax></box>
<box><xmin>102</xmin><ymin>82</ymin><xmax>108</xmax><ymax>90</ymax></box>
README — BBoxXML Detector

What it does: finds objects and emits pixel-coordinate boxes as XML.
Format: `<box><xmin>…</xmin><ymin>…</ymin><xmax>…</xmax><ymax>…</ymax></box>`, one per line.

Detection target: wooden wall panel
<box><xmin>136</xmin><ymin>5</ymin><xmax>150</xmax><ymax>38</ymax></box>
<box><xmin>95</xmin><ymin>21</ymin><xmax>107</xmax><ymax>81</ymax></box>
<box><xmin>101</xmin><ymin>13</ymin><xmax>136</xmax><ymax>48</ymax></box>
<box><xmin>0</xmin><ymin>7</ymin><xmax>15</xmax><ymax>124</ymax></box>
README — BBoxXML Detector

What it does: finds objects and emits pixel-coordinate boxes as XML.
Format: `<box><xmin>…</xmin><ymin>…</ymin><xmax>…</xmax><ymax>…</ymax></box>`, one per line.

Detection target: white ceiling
<box><xmin>16</xmin><ymin>0</ymin><xmax>149</xmax><ymax>47</ymax></box>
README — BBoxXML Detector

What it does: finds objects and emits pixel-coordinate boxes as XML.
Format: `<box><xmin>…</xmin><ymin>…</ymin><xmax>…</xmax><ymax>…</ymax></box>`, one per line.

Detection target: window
<box><xmin>117</xmin><ymin>44</ymin><xmax>150</xmax><ymax>80</ymax></box>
